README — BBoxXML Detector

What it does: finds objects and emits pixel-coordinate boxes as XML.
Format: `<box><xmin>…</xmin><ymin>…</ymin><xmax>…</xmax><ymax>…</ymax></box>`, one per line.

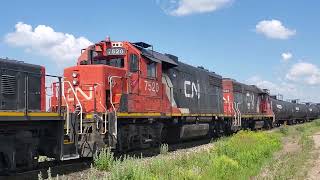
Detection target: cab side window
<box><xmin>130</xmin><ymin>54</ymin><xmax>139</xmax><ymax>72</ymax></box>
<box><xmin>147</xmin><ymin>61</ymin><xmax>156</xmax><ymax>78</ymax></box>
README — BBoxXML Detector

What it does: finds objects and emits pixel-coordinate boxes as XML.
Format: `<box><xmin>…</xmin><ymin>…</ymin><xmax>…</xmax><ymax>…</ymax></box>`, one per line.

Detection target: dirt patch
<box><xmin>255</xmin><ymin>137</ymin><xmax>301</xmax><ymax>179</ymax></box>
<box><xmin>312</xmin><ymin>133</ymin><xmax>320</xmax><ymax>149</ymax></box>
<box><xmin>306</xmin><ymin>133</ymin><xmax>320</xmax><ymax>180</ymax></box>
<box><xmin>283</xmin><ymin>138</ymin><xmax>300</xmax><ymax>154</ymax></box>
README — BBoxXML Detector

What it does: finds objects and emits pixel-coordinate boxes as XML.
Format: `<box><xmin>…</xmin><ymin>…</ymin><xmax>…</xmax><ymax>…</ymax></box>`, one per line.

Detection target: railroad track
<box><xmin>1</xmin><ymin>158</ymin><xmax>91</xmax><ymax>180</ymax></box>
<box><xmin>0</xmin><ymin>137</ymin><xmax>213</xmax><ymax>180</ymax></box>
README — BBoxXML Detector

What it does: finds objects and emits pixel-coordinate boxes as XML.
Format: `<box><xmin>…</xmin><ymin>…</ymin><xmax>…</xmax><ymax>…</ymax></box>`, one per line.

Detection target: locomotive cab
<box><xmin>65</xmin><ymin>39</ymin><xmax>176</xmax><ymax>114</ymax></box>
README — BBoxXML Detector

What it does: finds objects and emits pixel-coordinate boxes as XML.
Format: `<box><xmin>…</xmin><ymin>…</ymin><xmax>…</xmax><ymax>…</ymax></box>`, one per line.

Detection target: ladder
<box><xmin>107</xmin><ymin>111</ymin><xmax>117</xmax><ymax>149</ymax></box>
<box><xmin>232</xmin><ymin>102</ymin><xmax>242</xmax><ymax>129</ymax></box>
<box><xmin>60</xmin><ymin>81</ymin><xmax>82</xmax><ymax>160</ymax></box>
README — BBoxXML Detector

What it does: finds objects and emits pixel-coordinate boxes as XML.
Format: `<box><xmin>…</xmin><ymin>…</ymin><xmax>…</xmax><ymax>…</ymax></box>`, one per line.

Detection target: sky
<box><xmin>0</xmin><ymin>0</ymin><xmax>319</xmax><ymax>102</ymax></box>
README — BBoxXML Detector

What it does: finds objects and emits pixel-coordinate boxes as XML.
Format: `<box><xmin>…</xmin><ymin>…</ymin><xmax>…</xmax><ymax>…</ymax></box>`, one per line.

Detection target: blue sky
<box><xmin>1</xmin><ymin>0</ymin><xmax>319</xmax><ymax>102</ymax></box>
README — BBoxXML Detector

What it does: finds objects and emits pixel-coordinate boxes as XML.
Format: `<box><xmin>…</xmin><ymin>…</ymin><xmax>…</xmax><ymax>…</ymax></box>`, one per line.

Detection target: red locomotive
<box><xmin>222</xmin><ymin>78</ymin><xmax>274</xmax><ymax>129</ymax></box>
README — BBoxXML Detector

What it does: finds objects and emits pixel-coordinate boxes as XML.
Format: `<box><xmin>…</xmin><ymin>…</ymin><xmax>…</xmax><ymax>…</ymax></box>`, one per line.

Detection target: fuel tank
<box><xmin>180</xmin><ymin>123</ymin><xmax>210</xmax><ymax>140</ymax></box>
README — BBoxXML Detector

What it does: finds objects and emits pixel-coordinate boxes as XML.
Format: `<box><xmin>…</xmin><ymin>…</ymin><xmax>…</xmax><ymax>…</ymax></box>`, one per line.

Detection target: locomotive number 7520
<box><xmin>144</xmin><ymin>80</ymin><xmax>160</xmax><ymax>93</ymax></box>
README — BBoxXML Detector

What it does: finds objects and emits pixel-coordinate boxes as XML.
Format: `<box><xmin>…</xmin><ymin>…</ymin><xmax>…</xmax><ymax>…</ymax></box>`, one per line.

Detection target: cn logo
<box><xmin>276</xmin><ymin>104</ymin><xmax>283</xmax><ymax>110</ymax></box>
<box><xmin>67</xmin><ymin>87</ymin><xmax>93</xmax><ymax>101</ymax></box>
<box><xmin>184</xmin><ymin>80</ymin><xmax>200</xmax><ymax>99</ymax></box>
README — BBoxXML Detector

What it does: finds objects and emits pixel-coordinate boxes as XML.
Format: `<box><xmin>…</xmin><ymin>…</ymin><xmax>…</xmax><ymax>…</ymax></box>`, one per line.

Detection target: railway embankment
<box><xmin>40</xmin><ymin>120</ymin><xmax>320</xmax><ymax>180</ymax></box>
<box><xmin>256</xmin><ymin>120</ymin><xmax>320</xmax><ymax>179</ymax></box>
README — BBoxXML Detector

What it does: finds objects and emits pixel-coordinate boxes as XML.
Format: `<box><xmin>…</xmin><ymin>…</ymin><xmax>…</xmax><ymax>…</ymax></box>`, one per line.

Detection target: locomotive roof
<box><xmin>132</xmin><ymin>42</ymin><xmax>222</xmax><ymax>73</ymax></box>
<box><xmin>223</xmin><ymin>78</ymin><xmax>265</xmax><ymax>94</ymax></box>
<box><xmin>0</xmin><ymin>58</ymin><xmax>42</xmax><ymax>69</ymax></box>
<box><xmin>140</xmin><ymin>49</ymin><xmax>179</xmax><ymax>67</ymax></box>
<box><xmin>132</xmin><ymin>42</ymin><xmax>179</xmax><ymax>67</ymax></box>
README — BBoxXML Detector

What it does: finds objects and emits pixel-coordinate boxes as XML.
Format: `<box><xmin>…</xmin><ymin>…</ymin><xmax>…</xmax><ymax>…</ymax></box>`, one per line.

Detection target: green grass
<box><xmin>94</xmin><ymin>148</ymin><xmax>115</xmax><ymax>171</ymax></box>
<box><xmin>93</xmin><ymin>131</ymin><xmax>282</xmax><ymax>180</ymax></box>
<box><xmin>207</xmin><ymin>131</ymin><xmax>282</xmax><ymax>180</ymax></box>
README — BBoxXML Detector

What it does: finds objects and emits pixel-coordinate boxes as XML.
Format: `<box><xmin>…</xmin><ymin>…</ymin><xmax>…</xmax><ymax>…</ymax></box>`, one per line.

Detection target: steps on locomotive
<box><xmin>61</xmin><ymin>154</ymin><xmax>80</xmax><ymax>161</ymax></box>
<box><xmin>61</xmin><ymin>113</ymin><xmax>80</xmax><ymax>161</ymax></box>
<box><xmin>61</xmin><ymin>142</ymin><xmax>79</xmax><ymax>161</ymax></box>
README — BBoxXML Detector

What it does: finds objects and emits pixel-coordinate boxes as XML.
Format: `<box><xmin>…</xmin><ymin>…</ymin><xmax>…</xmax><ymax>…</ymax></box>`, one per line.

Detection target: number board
<box><xmin>106</xmin><ymin>48</ymin><xmax>126</xmax><ymax>56</ymax></box>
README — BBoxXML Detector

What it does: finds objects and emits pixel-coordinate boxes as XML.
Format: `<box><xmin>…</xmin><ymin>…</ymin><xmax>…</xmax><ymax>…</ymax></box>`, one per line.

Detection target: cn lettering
<box><xmin>67</xmin><ymin>87</ymin><xmax>93</xmax><ymax>101</ymax></box>
<box><xmin>184</xmin><ymin>80</ymin><xmax>200</xmax><ymax>99</ymax></box>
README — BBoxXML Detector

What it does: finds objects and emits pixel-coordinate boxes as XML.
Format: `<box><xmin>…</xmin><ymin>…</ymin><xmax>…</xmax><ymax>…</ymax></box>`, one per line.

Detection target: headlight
<box><xmin>72</xmin><ymin>79</ymin><xmax>79</xmax><ymax>86</ymax></box>
<box><xmin>72</xmin><ymin>72</ymin><xmax>78</xmax><ymax>78</ymax></box>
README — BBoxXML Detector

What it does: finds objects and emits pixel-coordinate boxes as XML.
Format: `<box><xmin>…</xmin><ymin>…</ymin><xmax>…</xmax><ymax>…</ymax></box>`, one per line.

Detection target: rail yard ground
<box><xmin>37</xmin><ymin>120</ymin><xmax>320</xmax><ymax>180</ymax></box>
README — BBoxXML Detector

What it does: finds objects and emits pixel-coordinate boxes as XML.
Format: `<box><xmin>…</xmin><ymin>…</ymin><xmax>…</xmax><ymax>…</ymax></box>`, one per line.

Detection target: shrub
<box><xmin>170</xmin><ymin>166</ymin><xmax>202</xmax><ymax>180</ymax></box>
<box><xmin>280</xmin><ymin>126</ymin><xmax>289</xmax><ymax>135</ymax></box>
<box><xmin>296</xmin><ymin>126</ymin><xmax>306</xmax><ymax>132</ymax></box>
<box><xmin>108</xmin><ymin>156</ymin><xmax>152</xmax><ymax>180</ymax></box>
<box><xmin>160</xmin><ymin>144</ymin><xmax>169</xmax><ymax>155</ymax></box>
<box><xmin>313</xmin><ymin>120</ymin><xmax>320</xmax><ymax>127</ymax></box>
<box><xmin>94</xmin><ymin>148</ymin><xmax>115</xmax><ymax>171</ymax></box>
<box><xmin>205</xmin><ymin>155</ymin><xmax>239</xmax><ymax>180</ymax></box>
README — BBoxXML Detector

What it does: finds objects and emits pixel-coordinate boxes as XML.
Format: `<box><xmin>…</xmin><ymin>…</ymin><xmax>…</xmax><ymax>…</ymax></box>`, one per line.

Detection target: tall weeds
<box><xmin>94</xmin><ymin>131</ymin><xmax>281</xmax><ymax>180</ymax></box>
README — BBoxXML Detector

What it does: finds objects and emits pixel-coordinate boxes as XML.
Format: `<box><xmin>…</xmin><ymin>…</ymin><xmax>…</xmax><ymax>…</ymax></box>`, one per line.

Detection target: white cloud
<box><xmin>247</xmin><ymin>75</ymin><xmax>320</xmax><ymax>102</ymax></box>
<box><xmin>286</xmin><ymin>62</ymin><xmax>320</xmax><ymax>85</ymax></box>
<box><xmin>246</xmin><ymin>76</ymin><xmax>297</xmax><ymax>97</ymax></box>
<box><xmin>157</xmin><ymin>0</ymin><xmax>233</xmax><ymax>16</ymax></box>
<box><xmin>256</xmin><ymin>20</ymin><xmax>296</xmax><ymax>39</ymax></box>
<box><xmin>281</xmin><ymin>52</ymin><xmax>293</xmax><ymax>62</ymax></box>
<box><xmin>4</xmin><ymin>22</ymin><xmax>92</xmax><ymax>64</ymax></box>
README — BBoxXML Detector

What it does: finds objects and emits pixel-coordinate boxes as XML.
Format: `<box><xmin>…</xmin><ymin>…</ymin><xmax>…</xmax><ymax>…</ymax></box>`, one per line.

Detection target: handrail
<box><xmin>232</xmin><ymin>102</ymin><xmax>237</xmax><ymax>126</ymax></box>
<box><xmin>102</xmin><ymin>112</ymin><xmax>108</xmax><ymax>135</ymax></box>
<box><xmin>237</xmin><ymin>103</ymin><xmax>240</xmax><ymax>126</ymax></box>
<box><xmin>233</xmin><ymin>102</ymin><xmax>241</xmax><ymax>127</ymax></box>
<box><xmin>99</xmin><ymin>99</ymin><xmax>108</xmax><ymax>134</ymax></box>
<box><xmin>237</xmin><ymin>103</ymin><xmax>242</xmax><ymax>126</ymax></box>
<box><xmin>235</xmin><ymin>103</ymin><xmax>238</xmax><ymax>126</ymax></box>
<box><xmin>52</xmin><ymin>81</ymin><xmax>70</xmax><ymax>134</ymax></box>
<box><xmin>92</xmin><ymin>83</ymin><xmax>109</xmax><ymax>135</ymax></box>
<box><xmin>61</xmin><ymin>83</ymin><xmax>70</xmax><ymax>135</ymax></box>
<box><xmin>270</xmin><ymin>100</ymin><xmax>276</xmax><ymax>123</ymax></box>
<box><xmin>108</xmin><ymin>76</ymin><xmax>122</xmax><ymax>139</ymax></box>
<box><xmin>64</xmin><ymin>81</ymin><xmax>83</xmax><ymax>134</ymax></box>
<box><xmin>108</xmin><ymin>76</ymin><xmax>122</xmax><ymax>113</ymax></box>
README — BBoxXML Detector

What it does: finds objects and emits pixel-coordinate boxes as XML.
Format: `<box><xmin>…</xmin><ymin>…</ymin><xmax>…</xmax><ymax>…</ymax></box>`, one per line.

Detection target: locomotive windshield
<box><xmin>92</xmin><ymin>56</ymin><xmax>124</xmax><ymax>68</ymax></box>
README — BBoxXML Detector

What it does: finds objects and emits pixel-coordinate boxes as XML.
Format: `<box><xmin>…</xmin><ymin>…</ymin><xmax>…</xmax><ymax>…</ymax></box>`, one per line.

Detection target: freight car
<box><xmin>0</xmin><ymin>58</ymin><xmax>72</xmax><ymax>173</ymax></box>
<box><xmin>307</xmin><ymin>103</ymin><xmax>320</xmax><ymax>120</ymax></box>
<box><xmin>270</xmin><ymin>97</ymin><xmax>317</xmax><ymax>125</ymax></box>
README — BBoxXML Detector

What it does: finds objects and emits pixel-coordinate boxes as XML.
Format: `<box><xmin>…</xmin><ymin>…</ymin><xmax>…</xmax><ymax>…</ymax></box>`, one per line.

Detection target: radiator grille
<box><xmin>208</xmin><ymin>75</ymin><xmax>222</xmax><ymax>87</ymax></box>
<box><xmin>1</xmin><ymin>75</ymin><xmax>16</xmax><ymax>95</ymax></box>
